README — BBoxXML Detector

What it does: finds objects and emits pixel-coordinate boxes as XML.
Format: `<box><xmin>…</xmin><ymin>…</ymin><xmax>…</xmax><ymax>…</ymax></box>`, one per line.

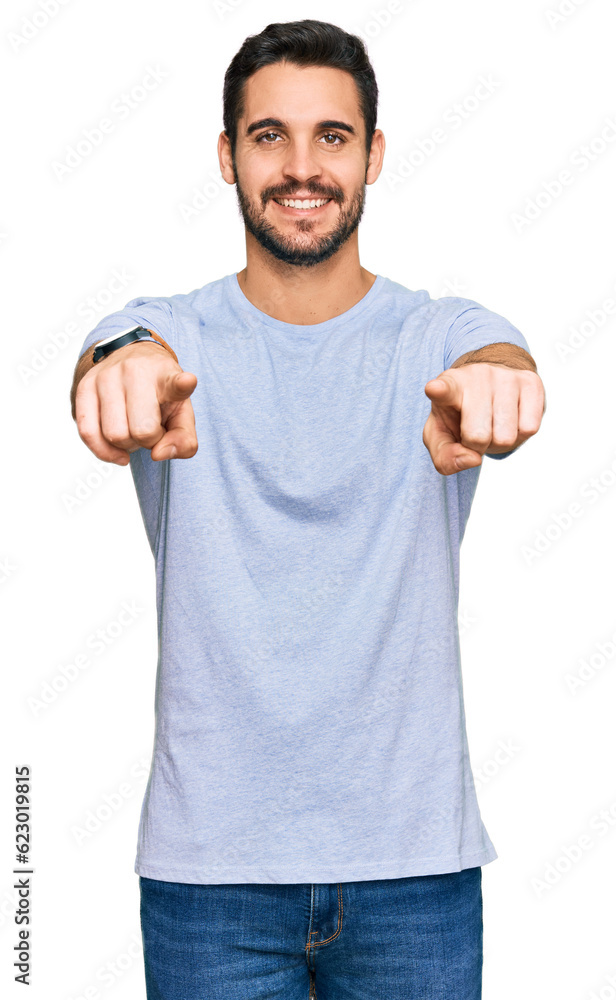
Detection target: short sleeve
<box><xmin>443</xmin><ymin>298</ymin><xmax>531</xmax><ymax>371</ymax></box>
<box><xmin>442</xmin><ymin>297</ymin><xmax>532</xmax><ymax>461</ymax></box>
<box><xmin>76</xmin><ymin>296</ymin><xmax>176</xmax><ymax>363</ymax></box>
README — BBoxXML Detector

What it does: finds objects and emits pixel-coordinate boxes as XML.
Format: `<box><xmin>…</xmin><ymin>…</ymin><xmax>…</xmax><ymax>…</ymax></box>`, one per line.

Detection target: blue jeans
<box><xmin>139</xmin><ymin>866</ymin><xmax>483</xmax><ymax>999</ymax></box>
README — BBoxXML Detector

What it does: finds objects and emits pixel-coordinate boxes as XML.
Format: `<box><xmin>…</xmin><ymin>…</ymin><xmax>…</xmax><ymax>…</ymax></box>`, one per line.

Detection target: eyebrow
<box><xmin>245</xmin><ymin>117</ymin><xmax>357</xmax><ymax>138</ymax></box>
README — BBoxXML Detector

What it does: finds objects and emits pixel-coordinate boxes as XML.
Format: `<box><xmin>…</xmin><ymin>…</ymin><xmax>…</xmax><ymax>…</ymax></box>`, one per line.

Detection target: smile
<box><xmin>272</xmin><ymin>197</ymin><xmax>332</xmax><ymax>213</ymax></box>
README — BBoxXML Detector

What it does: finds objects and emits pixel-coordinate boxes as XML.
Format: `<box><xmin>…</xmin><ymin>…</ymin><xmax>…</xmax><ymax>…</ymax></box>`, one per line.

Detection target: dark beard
<box><xmin>233</xmin><ymin>163</ymin><xmax>367</xmax><ymax>268</ymax></box>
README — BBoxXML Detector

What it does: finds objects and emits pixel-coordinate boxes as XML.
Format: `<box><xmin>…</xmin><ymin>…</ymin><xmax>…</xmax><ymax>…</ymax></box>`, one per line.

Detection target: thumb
<box><xmin>424</xmin><ymin>373</ymin><xmax>459</xmax><ymax>408</ymax></box>
<box><xmin>161</xmin><ymin>369</ymin><xmax>198</xmax><ymax>402</ymax></box>
<box><xmin>424</xmin><ymin>376</ymin><xmax>449</xmax><ymax>396</ymax></box>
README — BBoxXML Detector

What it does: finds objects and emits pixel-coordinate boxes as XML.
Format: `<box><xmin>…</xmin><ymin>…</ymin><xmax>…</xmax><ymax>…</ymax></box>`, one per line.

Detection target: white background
<box><xmin>3</xmin><ymin>0</ymin><xmax>616</xmax><ymax>997</ymax></box>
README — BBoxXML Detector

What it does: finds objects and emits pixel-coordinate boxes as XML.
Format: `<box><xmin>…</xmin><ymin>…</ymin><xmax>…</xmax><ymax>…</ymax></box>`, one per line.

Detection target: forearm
<box><xmin>450</xmin><ymin>342</ymin><xmax>537</xmax><ymax>373</ymax></box>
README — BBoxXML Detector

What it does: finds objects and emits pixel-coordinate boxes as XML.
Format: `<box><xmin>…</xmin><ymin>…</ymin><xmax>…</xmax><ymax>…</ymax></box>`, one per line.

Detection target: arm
<box><xmin>449</xmin><ymin>341</ymin><xmax>538</xmax><ymax>374</ymax></box>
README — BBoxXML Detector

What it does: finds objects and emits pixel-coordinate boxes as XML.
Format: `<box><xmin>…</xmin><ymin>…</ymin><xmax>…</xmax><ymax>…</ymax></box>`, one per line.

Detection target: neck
<box><xmin>236</xmin><ymin>242</ymin><xmax>376</xmax><ymax>326</ymax></box>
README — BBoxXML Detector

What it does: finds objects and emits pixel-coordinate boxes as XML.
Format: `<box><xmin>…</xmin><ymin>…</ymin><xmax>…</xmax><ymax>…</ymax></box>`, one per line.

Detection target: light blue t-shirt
<box><xmin>77</xmin><ymin>272</ymin><xmax>530</xmax><ymax>884</ymax></box>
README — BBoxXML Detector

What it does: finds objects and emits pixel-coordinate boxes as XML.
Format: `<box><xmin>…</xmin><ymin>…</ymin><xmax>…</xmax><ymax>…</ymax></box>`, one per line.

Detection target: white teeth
<box><xmin>275</xmin><ymin>198</ymin><xmax>330</xmax><ymax>209</ymax></box>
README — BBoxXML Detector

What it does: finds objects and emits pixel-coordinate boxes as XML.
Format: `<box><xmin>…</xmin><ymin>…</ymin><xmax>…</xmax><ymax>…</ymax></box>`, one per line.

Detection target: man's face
<box><xmin>230</xmin><ymin>61</ymin><xmax>372</xmax><ymax>268</ymax></box>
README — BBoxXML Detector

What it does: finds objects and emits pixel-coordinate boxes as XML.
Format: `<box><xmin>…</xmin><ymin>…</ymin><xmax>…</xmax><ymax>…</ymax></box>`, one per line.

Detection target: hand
<box><xmin>422</xmin><ymin>363</ymin><xmax>545</xmax><ymax>475</ymax></box>
<box><xmin>74</xmin><ymin>342</ymin><xmax>199</xmax><ymax>465</ymax></box>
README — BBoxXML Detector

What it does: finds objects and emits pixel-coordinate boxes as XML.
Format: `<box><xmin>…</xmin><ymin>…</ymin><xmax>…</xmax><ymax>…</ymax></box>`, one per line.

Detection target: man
<box><xmin>70</xmin><ymin>19</ymin><xmax>545</xmax><ymax>1000</ymax></box>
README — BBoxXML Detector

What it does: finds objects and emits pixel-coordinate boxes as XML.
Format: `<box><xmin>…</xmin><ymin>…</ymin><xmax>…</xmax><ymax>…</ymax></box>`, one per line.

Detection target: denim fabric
<box><xmin>139</xmin><ymin>866</ymin><xmax>483</xmax><ymax>999</ymax></box>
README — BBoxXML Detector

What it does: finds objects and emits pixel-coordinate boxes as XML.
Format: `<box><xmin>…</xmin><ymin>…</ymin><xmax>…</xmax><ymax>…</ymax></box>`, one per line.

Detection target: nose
<box><xmin>279</xmin><ymin>136</ymin><xmax>324</xmax><ymax>193</ymax></box>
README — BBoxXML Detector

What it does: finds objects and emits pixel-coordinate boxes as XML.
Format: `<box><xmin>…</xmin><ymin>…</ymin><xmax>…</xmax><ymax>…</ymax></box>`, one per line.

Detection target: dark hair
<box><xmin>222</xmin><ymin>19</ymin><xmax>378</xmax><ymax>161</ymax></box>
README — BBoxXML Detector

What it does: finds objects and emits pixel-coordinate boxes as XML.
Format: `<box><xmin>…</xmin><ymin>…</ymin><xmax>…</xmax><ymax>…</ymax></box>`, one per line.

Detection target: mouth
<box><xmin>271</xmin><ymin>197</ymin><xmax>333</xmax><ymax>215</ymax></box>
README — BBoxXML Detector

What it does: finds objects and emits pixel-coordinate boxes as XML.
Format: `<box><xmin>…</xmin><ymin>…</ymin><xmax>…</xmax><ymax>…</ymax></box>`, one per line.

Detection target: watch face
<box><xmin>96</xmin><ymin>326</ymin><xmax>145</xmax><ymax>348</ymax></box>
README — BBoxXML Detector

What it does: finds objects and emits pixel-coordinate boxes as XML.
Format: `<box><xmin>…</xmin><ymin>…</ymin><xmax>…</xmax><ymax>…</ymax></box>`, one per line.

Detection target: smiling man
<box><xmin>70</xmin><ymin>18</ymin><xmax>545</xmax><ymax>1000</ymax></box>
<box><xmin>233</xmin><ymin>81</ymin><xmax>367</xmax><ymax>270</ymax></box>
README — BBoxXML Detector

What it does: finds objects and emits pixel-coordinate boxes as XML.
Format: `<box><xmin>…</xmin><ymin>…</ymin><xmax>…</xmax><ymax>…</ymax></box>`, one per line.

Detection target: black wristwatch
<box><xmin>92</xmin><ymin>325</ymin><xmax>159</xmax><ymax>364</ymax></box>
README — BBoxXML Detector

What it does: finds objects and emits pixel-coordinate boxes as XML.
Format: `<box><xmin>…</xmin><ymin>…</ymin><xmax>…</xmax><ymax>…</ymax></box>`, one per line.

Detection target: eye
<box><xmin>255</xmin><ymin>131</ymin><xmax>346</xmax><ymax>145</ymax></box>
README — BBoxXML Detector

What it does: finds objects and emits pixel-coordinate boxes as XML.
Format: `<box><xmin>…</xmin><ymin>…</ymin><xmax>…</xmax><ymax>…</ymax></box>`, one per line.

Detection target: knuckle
<box><xmin>492</xmin><ymin>435</ymin><xmax>518</xmax><ymax>449</ymax></box>
<box><xmin>464</xmin><ymin>431</ymin><xmax>490</xmax><ymax>449</ymax></box>
<box><xmin>104</xmin><ymin>430</ymin><xmax>128</xmax><ymax>446</ymax></box>
<box><xmin>491</xmin><ymin>425</ymin><xmax>518</xmax><ymax>447</ymax></box>
<box><xmin>130</xmin><ymin>419</ymin><xmax>160</xmax><ymax>439</ymax></box>
<box><xmin>76</xmin><ymin>422</ymin><xmax>94</xmax><ymax>444</ymax></box>
<box><xmin>518</xmin><ymin>422</ymin><xmax>538</xmax><ymax>437</ymax></box>
<box><xmin>431</xmin><ymin>453</ymin><xmax>446</xmax><ymax>475</ymax></box>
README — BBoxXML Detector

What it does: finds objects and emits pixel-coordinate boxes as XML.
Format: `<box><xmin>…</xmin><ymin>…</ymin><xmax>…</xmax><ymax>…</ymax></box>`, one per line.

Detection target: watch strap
<box><xmin>92</xmin><ymin>325</ymin><xmax>179</xmax><ymax>366</ymax></box>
